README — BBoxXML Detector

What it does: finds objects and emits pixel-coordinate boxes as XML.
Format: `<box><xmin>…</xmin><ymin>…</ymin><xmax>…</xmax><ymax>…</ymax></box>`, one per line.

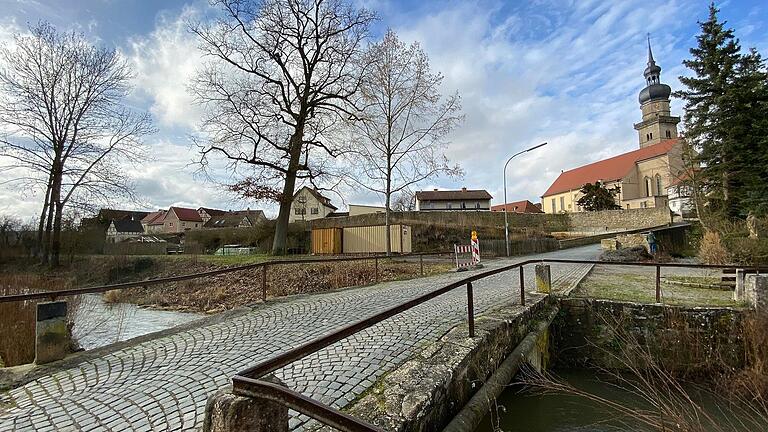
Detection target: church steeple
<box><xmin>633</xmin><ymin>35</ymin><xmax>680</xmax><ymax>148</ymax></box>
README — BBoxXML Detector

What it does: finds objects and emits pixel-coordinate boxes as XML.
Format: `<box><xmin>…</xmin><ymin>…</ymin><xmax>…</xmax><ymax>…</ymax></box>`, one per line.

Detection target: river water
<box><xmin>475</xmin><ymin>370</ymin><xmax>762</xmax><ymax>432</ymax></box>
<box><xmin>71</xmin><ymin>294</ymin><xmax>205</xmax><ymax>350</ymax></box>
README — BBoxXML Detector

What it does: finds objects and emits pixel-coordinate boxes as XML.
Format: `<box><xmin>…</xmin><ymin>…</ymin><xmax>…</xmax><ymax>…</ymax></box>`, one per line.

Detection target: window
<box><xmin>461</xmin><ymin>202</ymin><xmax>466</xmax><ymax>209</ymax></box>
<box><xmin>294</xmin><ymin>208</ymin><xmax>306</xmax><ymax>215</ymax></box>
<box><xmin>665</xmin><ymin>130</ymin><xmax>672</xmax><ymax>138</ymax></box>
<box><xmin>645</xmin><ymin>177</ymin><xmax>651</xmax><ymax>197</ymax></box>
<box><xmin>475</xmin><ymin>203</ymin><xmax>481</xmax><ymax>209</ymax></box>
<box><xmin>182</xmin><ymin>222</ymin><xmax>186</xmax><ymax>227</ymax></box>
<box><xmin>195</xmin><ymin>223</ymin><xmax>199</xmax><ymax>228</ymax></box>
<box><xmin>655</xmin><ymin>174</ymin><xmax>662</xmax><ymax>196</ymax></box>
<box><xmin>311</xmin><ymin>207</ymin><xmax>319</xmax><ymax>215</ymax></box>
<box><xmin>649</xmin><ymin>132</ymin><xmax>653</xmax><ymax>140</ymax></box>
<box><xmin>447</xmin><ymin>203</ymin><xmax>453</xmax><ymax>209</ymax></box>
<box><xmin>551</xmin><ymin>198</ymin><xmax>556</xmax><ymax>212</ymax></box>
<box><xmin>559</xmin><ymin>197</ymin><xmax>565</xmax><ymax>212</ymax></box>
<box><xmin>169</xmin><ymin>222</ymin><xmax>174</xmax><ymax>227</ymax></box>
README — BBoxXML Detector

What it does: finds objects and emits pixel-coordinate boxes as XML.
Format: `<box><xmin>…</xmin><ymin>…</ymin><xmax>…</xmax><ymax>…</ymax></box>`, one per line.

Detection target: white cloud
<box><xmin>124</xmin><ymin>5</ymin><xmax>204</xmax><ymax>130</ymax></box>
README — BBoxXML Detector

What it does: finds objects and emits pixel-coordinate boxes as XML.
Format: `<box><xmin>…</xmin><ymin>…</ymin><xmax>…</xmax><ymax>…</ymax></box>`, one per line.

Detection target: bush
<box><xmin>698</xmin><ymin>230</ymin><xmax>731</xmax><ymax>265</ymax></box>
<box><xmin>184</xmin><ymin>221</ymin><xmax>309</xmax><ymax>254</ymax></box>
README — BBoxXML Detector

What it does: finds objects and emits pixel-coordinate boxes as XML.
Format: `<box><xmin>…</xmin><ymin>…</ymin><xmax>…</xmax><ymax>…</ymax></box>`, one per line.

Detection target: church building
<box><xmin>541</xmin><ymin>41</ymin><xmax>685</xmax><ymax>214</ymax></box>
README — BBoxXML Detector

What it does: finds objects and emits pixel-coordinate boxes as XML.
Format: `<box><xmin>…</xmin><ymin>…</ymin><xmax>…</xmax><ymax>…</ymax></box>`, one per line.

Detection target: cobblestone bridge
<box><xmin>0</xmin><ymin>245</ymin><xmax>599</xmax><ymax>431</ymax></box>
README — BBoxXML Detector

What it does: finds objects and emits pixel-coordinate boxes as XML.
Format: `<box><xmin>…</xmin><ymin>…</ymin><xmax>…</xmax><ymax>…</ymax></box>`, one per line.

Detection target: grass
<box><xmin>576</xmin><ymin>266</ymin><xmax>743</xmax><ymax>308</ymax></box>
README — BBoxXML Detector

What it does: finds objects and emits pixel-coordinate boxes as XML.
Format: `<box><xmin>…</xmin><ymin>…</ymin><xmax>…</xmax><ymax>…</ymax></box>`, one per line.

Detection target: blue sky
<box><xmin>1</xmin><ymin>0</ymin><xmax>767</xmax><ymax>219</ymax></box>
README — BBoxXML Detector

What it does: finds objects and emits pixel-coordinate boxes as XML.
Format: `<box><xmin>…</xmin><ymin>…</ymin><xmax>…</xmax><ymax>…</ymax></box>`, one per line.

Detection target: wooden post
<box><xmin>520</xmin><ymin>265</ymin><xmax>526</xmax><ymax>306</ymax></box>
<box><xmin>374</xmin><ymin>256</ymin><xmax>379</xmax><ymax>283</ymax></box>
<box><xmin>419</xmin><ymin>254</ymin><xmax>424</xmax><ymax>276</ymax></box>
<box><xmin>261</xmin><ymin>265</ymin><xmax>268</xmax><ymax>302</ymax></box>
<box><xmin>466</xmin><ymin>282</ymin><xmax>475</xmax><ymax>338</ymax></box>
<box><xmin>655</xmin><ymin>265</ymin><xmax>661</xmax><ymax>303</ymax></box>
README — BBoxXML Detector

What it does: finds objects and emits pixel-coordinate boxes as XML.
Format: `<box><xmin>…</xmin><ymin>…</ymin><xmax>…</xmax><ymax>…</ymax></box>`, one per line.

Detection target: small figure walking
<box><xmin>647</xmin><ymin>231</ymin><xmax>658</xmax><ymax>255</ymax></box>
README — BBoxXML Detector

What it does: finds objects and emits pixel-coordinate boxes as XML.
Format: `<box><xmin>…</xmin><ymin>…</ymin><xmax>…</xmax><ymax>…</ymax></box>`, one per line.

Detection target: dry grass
<box><xmin>0</xmin><ymin>274</ymin><xmax>75</xmax><ymax>367</ymax></box>
<box><xmin>522</xmin><ymin>311</ymin><xmax>768</xmax><ymax>432</ymax></box>
<box><xmin>699</xmin><ymin>230</ymin><xmax>731</xmax><ymax>265</ymax></box>
<box><xmin>103</xmin><ymin>259</ymin><xmax>453</xmax><ymax>313</ymax></box>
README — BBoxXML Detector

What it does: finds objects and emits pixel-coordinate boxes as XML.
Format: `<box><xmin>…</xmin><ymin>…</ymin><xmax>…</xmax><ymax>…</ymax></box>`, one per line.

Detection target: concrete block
<box><xmin>535</xmin><ymin>264</ymin><xmax>552</xmax><ymax>294</ymax></box>
<box><xmin>35</xmin><ymin>301</ymin><xmax>68</xmax><ymax>365</ymax></box>
<box><xmin>600</xmin><ymin>238</ymin><xmax>619</xmax><ymax>250</ymax></box>
<box><xmin>203</xmin><ymin>381</ymin><xmax>288</xmax><ymax>432</ymax></box>
<box><xmin>734</xmin><ymin>269</ymin><xmax>746</xmax><ymax>301</ymax></box>
<box><xmin>745</xmin><ymin>274</ymin><xmax>768</xmax><ymax>314</ymax></box>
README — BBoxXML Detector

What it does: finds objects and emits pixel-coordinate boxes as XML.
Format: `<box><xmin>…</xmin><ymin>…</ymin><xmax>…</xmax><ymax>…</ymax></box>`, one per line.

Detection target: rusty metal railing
<box><xmin>231</xmin><ymin>258</ymin><xmax>766</xmax><ymax>431</ymax></box>
<box><xmin>0</xmin><ymin>252</ymin><xmax>447</xmax><ymax>304</ymax></box>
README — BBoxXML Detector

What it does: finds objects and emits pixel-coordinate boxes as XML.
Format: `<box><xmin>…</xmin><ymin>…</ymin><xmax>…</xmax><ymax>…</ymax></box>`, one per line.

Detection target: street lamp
<box><xmin>503</xmin><ymin>142</ymin><xmax>548</xmax><ymax>257</ymax></box>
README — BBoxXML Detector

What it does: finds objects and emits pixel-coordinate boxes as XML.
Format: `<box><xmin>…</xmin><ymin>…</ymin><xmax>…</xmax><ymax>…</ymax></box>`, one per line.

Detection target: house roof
<box><xmin>141</xmin><ymin>210</ymin><xmax>167</xmax><ymax>225</ymax></box>
<box><xmin>198</xmin><ymin>207</ymin><xmax>227</xmax><ymax>217</ymax></box>
<box><xmin>203</xmin><ymin>214</ymin><xmax>251</xmax><ymax>228</ymax></box>
<box><xmin>294</xmin><ymin>187</ymin><xmax>337</xmax><ymax>210</ymax></box>
<box><xmin>231</xmin><ymin>209</ymin><xmax>266</xmax><ymax>220</ymax></box>
<box><xmin>415</xmin><ymin>189</ymin><xmax>493</xmax><ymax>201</ymax></box>
<box><xmin>111</xmin><ymin>219</ymin><xmax>144</xmax><ymax>233</ymax></box>
<box><xmin>542</xmin><ymin>139</ymin><xmax>679</xmax><ymax>197</ymax></box>
<box><xmin>98</xmin><ymin>209</ymin><xmax>149</xmax><ymax>223</ymax></box>
<box><xmin>169</xmin><ymin>206</ymin><xmax>203</xmax><ymax>222</ymax></box>
<box><xmin>490</xmin><ymin>200</ymin><xmax>544</xmax><ymax>214</ymax></box>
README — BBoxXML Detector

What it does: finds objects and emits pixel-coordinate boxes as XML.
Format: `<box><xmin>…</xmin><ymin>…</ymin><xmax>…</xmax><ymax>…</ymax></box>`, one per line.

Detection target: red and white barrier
<box><xmin>455</xmin><ymin>231</ymin><xmax>481</xmax><ymax>269</ymax></box>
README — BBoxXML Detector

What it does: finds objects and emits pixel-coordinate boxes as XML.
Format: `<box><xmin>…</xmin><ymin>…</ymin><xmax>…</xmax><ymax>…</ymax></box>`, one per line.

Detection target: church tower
<box><xmin>633</xmin><ymin>37</ymin><xmax>680</xmax><ymax>148</ymax></box>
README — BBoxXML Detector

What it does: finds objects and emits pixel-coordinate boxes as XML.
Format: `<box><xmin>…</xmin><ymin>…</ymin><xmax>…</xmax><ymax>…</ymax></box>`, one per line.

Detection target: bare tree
<box><xmin>391</xmin><ymin>189</ymin><xmax>416</xmax><ymax>212</ymax></box>
<box><xmin>349</xmin><ymin>29</ymin><xmax>463</xmax><ymax>254</ymax></box>
<box><xmin>0</xmin><ymin>23</ymin><xmax>153</xmax><ymax>265</ymax></box>
<box><xmin>190</xmin><ymin>0</ymin><xmax>375</xmax><ymax>255</ymax></box>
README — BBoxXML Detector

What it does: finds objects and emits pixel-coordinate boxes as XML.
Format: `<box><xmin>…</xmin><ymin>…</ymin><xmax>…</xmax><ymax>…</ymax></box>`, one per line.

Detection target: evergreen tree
<box><xmin>577</xmin><ymin>182</ymin><xmax>621</xmax><ymax>211</ymax></box>
<box><xmin>676</xmin><ymin>4</ymin><xmax>768</xmax><ymax>217</ymax></box>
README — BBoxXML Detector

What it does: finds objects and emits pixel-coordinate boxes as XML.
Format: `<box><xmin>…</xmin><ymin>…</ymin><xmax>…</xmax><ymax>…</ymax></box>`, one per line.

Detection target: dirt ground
<box><xmin>574</xmin><ymin>264</ymin><xmax>743</xmax><ymax>307</ymax></box>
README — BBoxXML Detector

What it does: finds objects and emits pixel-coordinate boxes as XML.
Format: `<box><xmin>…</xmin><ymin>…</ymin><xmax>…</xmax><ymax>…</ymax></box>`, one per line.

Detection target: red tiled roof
<box><xmin>141</xmin><ymin>210</ymin><xmax>166</xmax><ymax>225</ymax></box>
<box><xmin>490</xmin><ymin>200</ymin><xmax>544</xmax><ymax>214</ymax></box>
<box><xmin>170</xmin><ymin>206</ymin><xmax>203</xmax><ymax>222</ymax></box>
<box><xmin>542</xmin><ymin>139</ymin><xmax>679</xmax><ymax>197</ymax></box>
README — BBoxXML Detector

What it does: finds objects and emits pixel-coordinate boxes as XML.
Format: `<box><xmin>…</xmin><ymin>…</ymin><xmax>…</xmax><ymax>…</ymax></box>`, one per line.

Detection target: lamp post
<box><xmin>503</xmin><ymin>142</ymin><xmax>548</xmax><ymax>257</ymax></box>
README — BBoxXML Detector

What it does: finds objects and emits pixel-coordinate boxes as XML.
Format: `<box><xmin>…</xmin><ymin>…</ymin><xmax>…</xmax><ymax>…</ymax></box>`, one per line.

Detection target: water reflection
<box><xmin>72</xmin><ymin>294</ymin><xmax>204</xmax><ymax>350</ymax></box>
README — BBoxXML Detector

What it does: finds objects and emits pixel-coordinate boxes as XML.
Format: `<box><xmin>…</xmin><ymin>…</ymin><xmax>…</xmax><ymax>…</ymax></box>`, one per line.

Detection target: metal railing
<box><xmin>229</xmin><ymin>258</ymin><xmax>766</xmax><ymax>432</ymax></box>
<box><xmin>0</xmin><ymin>252</ymin><xmax>448</xmax><ymax>304</ymax></box>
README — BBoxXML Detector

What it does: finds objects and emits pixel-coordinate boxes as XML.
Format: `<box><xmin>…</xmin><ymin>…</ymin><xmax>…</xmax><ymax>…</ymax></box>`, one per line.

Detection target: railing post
<box><xmin>261</xmin><ymin>264</ymin><xmax>268</xmax><ymax>302</ymax></box>
<box><xmin>655</xmin><ymin>265</ymin><xmax>661</xmax><ymax>303</ymax></box>
<box><xmin>419</xmin><ymin>254</ymin><xmax>424</xmax><ymax>276</ymax></box>
<box><xmin>519</xmin><ymin>265</ymin><xmax>526</xmax><ymax>306</ymax></box>
<box><xmin>374</xmin><ymin>256</ymin><xmax>379</xmax><ymax>283</ymax></box>
<box><xmin>466</xmin><ymin>282</ymin><xmax>475</xmax><ymax>338</ymax></box>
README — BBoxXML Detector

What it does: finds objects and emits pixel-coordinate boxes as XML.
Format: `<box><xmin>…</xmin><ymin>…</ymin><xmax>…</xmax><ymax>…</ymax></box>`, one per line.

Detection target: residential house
<box><xmin>82</xmin><ymin>208</ymin><xmax>149</xmax><ymax>229</ymax></box>
<box><xmin>541</xmin><ymin>42</ymin><xmax>686</xmax><ymax>214</ymax></box>
<box><xmin>415</xmin><ymin>188</ymin><xmax>492</xmax><ymax>211</ymax></box>
<box><xmin>204</xmin><ymin>209</ymin><xmax>267</xmax><ymax>228</ymax></box>
<box><xmin>141</xmin><ymin>210</ymin><xmax>167</xmax><ymax>233</ymax></box>
<box><xmin>289</xmin><ymin>187</ymin><xmax>337</xmax><ymax>222</ymax></box>
<box><xmin>198</xmin><ymin>207</ymin><xmax>227</xmax><ymax>225</ymax></box>
<box><xmin>106</xmin><ymin>219</ymin><xmax>144</xmax><ymax>243</ymax></box>
<box><xmin>491</xmin><ymin>200</ymin><xmax>544</xmax><ymax>214</ymax></box>
<box><xmin>163</xmin><ymin>207</ymin><xmax>204</xmax><ymax>232</ymax></box>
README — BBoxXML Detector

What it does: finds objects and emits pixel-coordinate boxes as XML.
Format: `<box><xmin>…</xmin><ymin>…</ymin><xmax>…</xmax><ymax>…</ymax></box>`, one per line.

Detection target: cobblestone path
<box><xmin>0</xmin><ymin>245</ymin><xmax>598</xmax><ymax>431</ymax></box>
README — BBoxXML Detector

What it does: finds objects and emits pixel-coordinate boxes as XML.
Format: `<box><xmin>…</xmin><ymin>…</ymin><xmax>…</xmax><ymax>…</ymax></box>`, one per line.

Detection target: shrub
<box><xmin>698</xmin><ymin>230</ymin><xmax>731</xmax><ymax>265</ymax></box>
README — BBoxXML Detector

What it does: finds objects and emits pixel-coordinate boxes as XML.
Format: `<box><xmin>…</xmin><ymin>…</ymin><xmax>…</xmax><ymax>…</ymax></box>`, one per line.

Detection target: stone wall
<box><xmin>565</xmin><ymin>206</ymin><xmax>671</xmax><ymax>232</ymax></box>
<box><xmin>552</xmin><ymin>298</ymin><xmax>745</xmax><ymax>371</ymax></box>
<box><xmin>312</xmin><ymin>207</ymin><xmax>671</xmax><ymax>235</ymax></box>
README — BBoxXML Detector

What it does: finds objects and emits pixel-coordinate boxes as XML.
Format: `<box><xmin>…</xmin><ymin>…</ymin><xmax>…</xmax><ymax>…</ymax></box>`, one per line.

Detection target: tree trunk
<box><xmin>41</xmin><ymin>188</ymin><xmax>56</xmax><ymax>265</ymax></box>
<box><xmin>36</xmin><ymin>176</ymin><xmax>53</xmax><ymax>259</ymax></box>
<box><xmin>51</xmin><ymin>201</ymin><xmax>63</xmax><ymax>267</ymax></box>
<box><xmin>44</xmin><ymin>158</ymin><xmax>63</xmax><ymax>266</ymax></box>
<box><xmin>385</xmin><ymin>182</ymin><xmax>392</xmax><ymax>256</ymax></box>
<box><xmin>271</xmin><ymin>130</ymin><xmax>304</xmax><ymax>255</ymax></box>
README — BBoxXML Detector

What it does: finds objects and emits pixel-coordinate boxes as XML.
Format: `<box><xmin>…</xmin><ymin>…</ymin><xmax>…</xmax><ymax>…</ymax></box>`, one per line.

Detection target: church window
<box><xmin>551</xmin><ymin>198</ymin><xmax>556</xmax><ymax>212</ymax></box>
<box><xmin>559</xmin><ymin>197</ymin><xmax>565</xmax><ymax>212</ymax></box>
<box><xmin>645</xmin><ymin>177</ymin><xmax>651</xmax><ymax>197</ymax></box>
<box><xmin>655</xmin><ymin>174</ymin><xmax>662</xmax><ymax>196</ymax></box>
<box><xmin>649</xmin><ymin>132</ymin><xmax>653</xmax><ymax>140</ymax></box>
<box><xmin>666</xmin><ymin>130</ymin><xmax>671</xmax><ymax>138</ymax></box>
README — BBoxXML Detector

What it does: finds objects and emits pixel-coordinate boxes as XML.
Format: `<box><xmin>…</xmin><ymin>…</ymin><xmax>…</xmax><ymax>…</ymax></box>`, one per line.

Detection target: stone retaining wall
<box><xmin>552</xmin><ymin>298</ymin><xmax>746</xmax><ymax>371</ymax></box>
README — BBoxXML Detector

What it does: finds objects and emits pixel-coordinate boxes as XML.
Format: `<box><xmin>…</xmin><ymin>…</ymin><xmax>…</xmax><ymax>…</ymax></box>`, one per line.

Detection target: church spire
<box><xmin>643</xmin><ymin>34</ymin><xmax>662</xmax><ymax>86</ymax></box>
<box><xmin>634</xmin><ymin>34</ymin><xmax>679</xmax><ymax>148</ymax></box>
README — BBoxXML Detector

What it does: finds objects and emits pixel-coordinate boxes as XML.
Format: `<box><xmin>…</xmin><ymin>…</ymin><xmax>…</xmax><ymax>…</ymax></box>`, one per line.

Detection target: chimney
<box><xmin>461</xmin><ymin>187</ymin><xmax>467</xmax><ymax>192</ymax></box>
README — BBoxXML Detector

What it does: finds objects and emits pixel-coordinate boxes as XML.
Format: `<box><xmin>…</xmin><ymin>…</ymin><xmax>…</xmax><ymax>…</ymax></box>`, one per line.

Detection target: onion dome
<box><xmin>638</xmin><ymin>36</ymin><xmax>671</xmax><ymax>104</ymax></box>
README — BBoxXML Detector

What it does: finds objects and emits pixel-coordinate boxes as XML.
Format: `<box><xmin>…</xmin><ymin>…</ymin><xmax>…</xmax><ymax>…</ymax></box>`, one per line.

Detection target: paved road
<box><xmin>0</xmin><ymin>245</ymin><xmax>599</xmax><ymax>431</ymax></box>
